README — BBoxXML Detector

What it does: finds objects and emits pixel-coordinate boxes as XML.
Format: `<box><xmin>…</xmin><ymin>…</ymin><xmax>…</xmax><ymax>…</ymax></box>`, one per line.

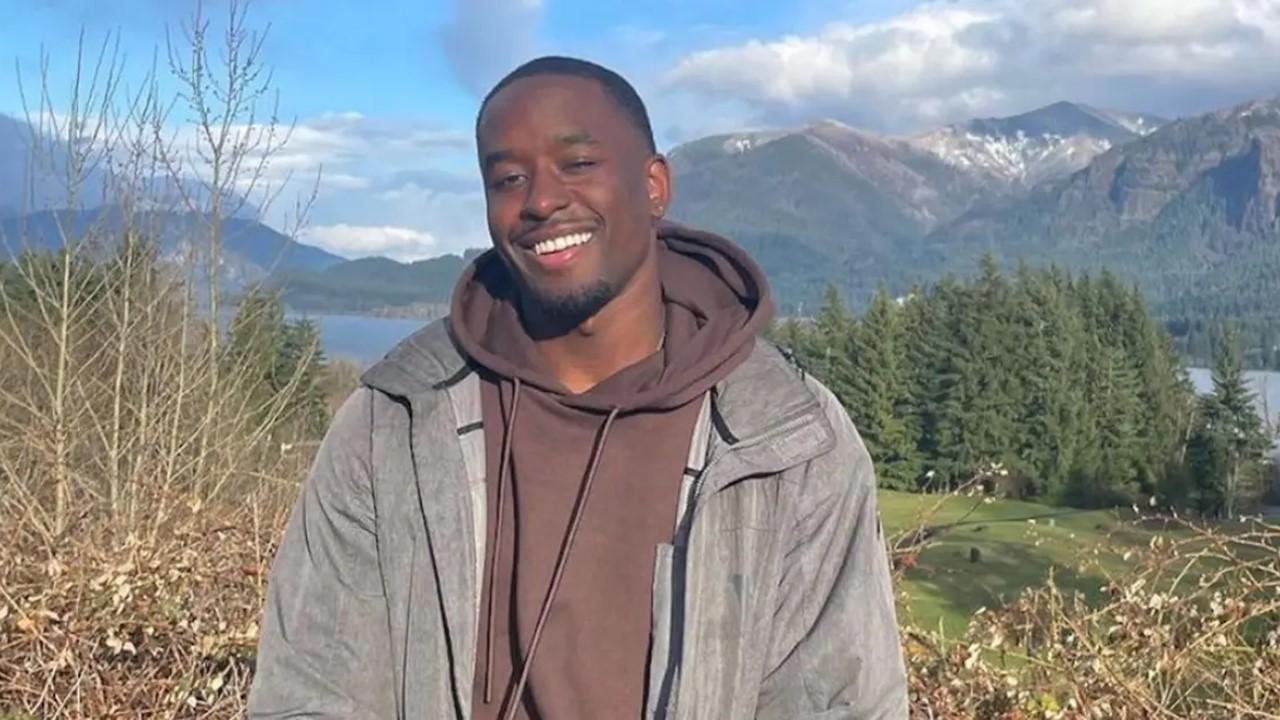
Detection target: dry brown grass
<box><xmin>0</xmin><ymin>499</ymin><xmax>287</xmax><ymax>719</ymax></box>
<box><xmin>4</xmin><ymin>483</ymin><xmax>1278</xmax><ymax>718</ymax></box>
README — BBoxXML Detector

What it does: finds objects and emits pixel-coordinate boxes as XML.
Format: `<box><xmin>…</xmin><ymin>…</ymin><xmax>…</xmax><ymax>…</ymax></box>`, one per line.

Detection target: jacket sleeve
<box><xmin>755</xmin><ymin>379</ymin><xmax>909</xmax><ymax>720</ymax></box>
<box><xmin>247</xmin><ymin>388</ymin><xmax>397</xmax><ymax>719</ymax></box>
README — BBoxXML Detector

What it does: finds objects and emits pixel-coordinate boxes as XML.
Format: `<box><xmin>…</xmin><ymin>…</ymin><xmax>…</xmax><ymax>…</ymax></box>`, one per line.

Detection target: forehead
<box><xmin>477</xmin><ymin>74</ymin><xmax>639</xmax><ymax>151</ymax></box>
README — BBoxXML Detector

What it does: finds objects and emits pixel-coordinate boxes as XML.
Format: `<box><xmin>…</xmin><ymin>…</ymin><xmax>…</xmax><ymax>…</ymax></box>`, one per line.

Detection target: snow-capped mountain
<box><xmin>664</xmin><ymin>99</ymin><xmax>1175</xmax><ymax>311</ymax></box>
<box><xmin>909</xmin><ymin>101</ymin><xmax>1166</xmax><ymax>186</ymax></box>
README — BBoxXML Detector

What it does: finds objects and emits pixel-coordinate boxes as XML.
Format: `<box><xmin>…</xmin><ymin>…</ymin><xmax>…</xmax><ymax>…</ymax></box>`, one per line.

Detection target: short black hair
<box><xmin>476</xmin><ymin>56</ymin><xmax>657</xmax><ymax>154</ymax></box>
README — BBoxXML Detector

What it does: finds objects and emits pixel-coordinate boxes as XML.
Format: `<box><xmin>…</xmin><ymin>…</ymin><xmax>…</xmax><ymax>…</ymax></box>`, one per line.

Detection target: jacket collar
<box><xmin>360</xmin><ymin>319</ymin><xmax>835</xmax><ymax>474</ymax></box>
<box><xmin>360</xmin><ymin>318</ymin><xmax>470</xmax><ymax>398</ymax></box>
<box><xmin>703</xmin><ymin>340</ymin><xmax>835</xmax><ymax>484</ymax></box>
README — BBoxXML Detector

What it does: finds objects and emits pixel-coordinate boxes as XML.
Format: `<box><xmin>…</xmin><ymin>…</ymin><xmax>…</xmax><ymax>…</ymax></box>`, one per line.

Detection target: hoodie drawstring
<box><xmin>497</xmin><ymin>405</ymin><xmax>623</xmax><ymax>720</ymax></box>
<box><xmin>484</xmin><ymin>376</ymin><xmax>522</xmax><ymax>704</ymax></box>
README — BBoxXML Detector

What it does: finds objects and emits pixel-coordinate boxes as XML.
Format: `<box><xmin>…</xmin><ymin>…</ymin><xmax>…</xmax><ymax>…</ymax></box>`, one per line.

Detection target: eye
<box><xmin>490</xmin><ymin>172</ymin><xmax>525</xmax><ymax>191</ymax></box>
<box><xmin>565</xmin><ymin>158</ymin><xmax>598</xmax><ymax>172</ymax></box>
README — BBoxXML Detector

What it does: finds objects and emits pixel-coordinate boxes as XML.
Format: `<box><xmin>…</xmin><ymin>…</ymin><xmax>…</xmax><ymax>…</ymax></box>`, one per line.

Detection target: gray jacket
<box><xmin>247</xmin><ymin>320</ymin><xmax>908</xmax><ymax>719</ymax></box>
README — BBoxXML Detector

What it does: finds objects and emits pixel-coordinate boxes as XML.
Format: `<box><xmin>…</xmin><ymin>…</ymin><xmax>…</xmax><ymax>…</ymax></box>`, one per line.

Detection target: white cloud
<box><xmin>663</xmin><ymin>0</ymin><xmax>1280</xmax><ymax>130</ymax></box>
<box><xmin>320</xmin><ymin>172</ymin><xmax>372</xmax><ymax>190</ymax></box>
<box><xmin>168</xmin><ymin>111</ymin><xmax>471</xmax><ymax>193</ymax></box>
<box><xmin>301</xmin><ymin>223</ymin><xmax>440</xmax><ymax>262</ymax></box>
<box><xmin>153</xmin><ymin>109</ymin><xmax>485</xmax><ymax>258</ymax></box>
<box><xmin>310</xmin><ymin>183</ymin><xmax>491</xmax><ymax>258</ymax></box>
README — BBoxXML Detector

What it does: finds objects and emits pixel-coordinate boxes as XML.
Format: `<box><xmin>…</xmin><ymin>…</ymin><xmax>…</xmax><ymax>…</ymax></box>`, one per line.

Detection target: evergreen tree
<box><xmin>769</xmin><ymin>261</ymin><xmax>1198</xmax><ymax>509</ymax></box>
<box><xmin>1127</xmin><ymin>285</ymin><xmax>1196</xmax><ymax>494</ymax></box>
<box><xmin>965</xmin><ymin>256</ymin><xmax>1019</xmax><ymax>478</ymax></box>
<box><xmin>1188</xmin><ymin>326</ymin><xmax>1271</xmax><ymax>516</ymax></box>
<box><xmin>807</xmin><ymin>284</ymin><xmax>857</xmax><ymax>406</ymax></box>
<box><xmin>224</xmin><ymin>288</ymin><xmax>330</xmax><ymax>438</ymax></box>
<box><xmin>900</xmin><ymin>281</ymin><xmax>950</xmax><ymax>489</ymax></box>
<box><xmin>915</xmin><ymin>280</ymin><xmax>975</xmax><ymax>488</ymax></box>
<box><xmin>225</xmin><ymin>287</ymin><xmax>285</xmax><ymax>402</ymax></box>
<box><xmin>846</xmin><ymin>289</ymin><xmax>919</xmax><ymax>488</ymax></box>
<box><xmin>928</xmin><ymin>261</ymin><xmax>1019</xmax><ymax>489</ymax></box>
<box><xmin>277</xmin><ymin>318</ymin><xmax>329</xmax><ymax>437</ymax></box>
<box><xmin>1011</xmin><ymin>266</ymin><xmax>1085</xmax><ymax>499</ymax></box>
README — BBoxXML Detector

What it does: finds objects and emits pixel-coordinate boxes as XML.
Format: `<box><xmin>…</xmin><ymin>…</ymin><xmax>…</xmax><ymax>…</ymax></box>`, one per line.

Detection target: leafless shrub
<box><xmin>0</xmin><ymin>4</ymin><xmax>321</xmax><ymax>716</ymax></box>
<box><xmin>0</xmin><ymin>0</ymin><xmax>318</xmax><ymax>550</ymax></box>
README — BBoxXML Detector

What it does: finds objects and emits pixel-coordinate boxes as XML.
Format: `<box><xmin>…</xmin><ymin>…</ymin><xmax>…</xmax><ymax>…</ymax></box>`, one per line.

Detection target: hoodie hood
<box><xmin>448</xmin><ymin>220</ymin><xmax>774</xmax><ymax>412</ymax></box>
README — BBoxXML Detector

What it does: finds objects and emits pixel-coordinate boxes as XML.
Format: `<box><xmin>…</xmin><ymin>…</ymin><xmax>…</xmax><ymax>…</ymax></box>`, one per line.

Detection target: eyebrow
<box><xmin>555</xmin><ymin>131</ymin><xmax>598</xmax><ymax>146</ymax></box>
<box><xmin>481</xmin><ymin>148</ymin><xmax>515</xmax><ymax>172</ymax></box>
<box><xmin>482</xmin><ymin>132</ymin><xmax>600</xmax><ymax>172</ymax></box>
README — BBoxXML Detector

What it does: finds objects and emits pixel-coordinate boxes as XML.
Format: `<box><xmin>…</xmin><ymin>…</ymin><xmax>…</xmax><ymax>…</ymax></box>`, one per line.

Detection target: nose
<box><xmin>520</xmin><ymin>167</ymin><xmax>570</xmax><ymax>221</ymax></box>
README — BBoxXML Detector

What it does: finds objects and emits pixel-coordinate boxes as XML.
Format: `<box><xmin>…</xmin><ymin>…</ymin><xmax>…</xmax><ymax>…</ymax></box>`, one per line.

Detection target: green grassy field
<box><xmin>877</xmin><ymin>490</ymin><xmax>1156</xmax><ymax>637</ymax></box>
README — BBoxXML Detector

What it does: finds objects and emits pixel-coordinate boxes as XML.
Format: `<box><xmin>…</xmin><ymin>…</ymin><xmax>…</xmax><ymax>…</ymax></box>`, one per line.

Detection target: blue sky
<box><xmin>2</xmin><ymin>0</ymin><xmax>1279</xmax><ymax>260</ymax></box>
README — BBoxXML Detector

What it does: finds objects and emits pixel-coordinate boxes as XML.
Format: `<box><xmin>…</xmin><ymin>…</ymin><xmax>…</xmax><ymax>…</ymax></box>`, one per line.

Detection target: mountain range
<box><xmin>1</xmin><ymin>112</ymin><xmax>343</xmax><ymax>285</ymax></box>
<box><xmin>911</xmin><ymin>101</ymin><xmax>1163</xmax><ymax>186</ymax></box>
<box><xmin>5</xmin><ymin>96</ymin><xmax>1280</xmax><ymax>357</ymax></box>
<box><xmin>928</xmin><ymin>98</ymin><xmax>1280</xmax><ymax>322</ymax></box>
<box><xmin>0</xmin><ymin>113</ymin><xmax>109</xmax><ymax>217</ymax></box>
<box><xmin>664</xmin><ymin>99</ymin><xmax>1184</xmax><ymax>309</ymax></box>
<box><xmin>0</xmin><ymin>208</ymin><xmax>345</xmax><ymax>285</ymax></box>
<box><xmin>269</xmin><ymin>250</ymin><xmax>482</xmax><ymax>314</ymax></box>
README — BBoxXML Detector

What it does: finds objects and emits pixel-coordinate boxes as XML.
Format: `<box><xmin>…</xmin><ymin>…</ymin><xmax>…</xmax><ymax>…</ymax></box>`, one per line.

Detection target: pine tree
<box><xmin>914</xmin><ymin>280</ymin><xmax>974</xmax><ymax>488</ymax></box>
<box><xmin>807</xmin><ymin>284</ymin><xmax>857</xmax><ymax>406</ymax></box>
<box><xmin>900</xmin><ymin>281</ymin><xmax>950</xmax><ymax>489</ymax></box>
<box><xmin>1189</xmin><ymin>326</ymin><xmax>1271</xmax><ymax>516</ymax></box>
<box><xmin>930</xmin><ymin>259</ymin><xmax>1018</xmax><ymax>489</ymax></box>
<box><xmin>1126</xmin><ymin>284</ymin><xmax>1195</xmax><ymax>494</ymax></box>
<box><xmin>277</xmin><ymin>318</ymin><xmax>329</xmax><ymax>437</ymax></box>
<box><xmin>224</xmin><ymin>289</ymin><xmax>330</xmax><ymax>438</ymax></box>
<box><xmin>968</xmin><ymin>257</ymin><xmax>1019</xmax><ymax>482</ymax></box>
<box><xmin>1012</xmin><ymin>266</ymin><xmax>1085</xmax><ymax>498</ymax></box>
<box><xmin>768</xmin><ymin>263</ymin><xmax>1196</xmax><ymax>508</ymax></box>
<box><xmin>847</xmin><ymin>289</ymin><xmax>920</xmax><ymax>488</ymax></box>
<box><xmin>225</xmin><ymin>287</ymin><xmax>286</xmax><ymax>410</ymax></box>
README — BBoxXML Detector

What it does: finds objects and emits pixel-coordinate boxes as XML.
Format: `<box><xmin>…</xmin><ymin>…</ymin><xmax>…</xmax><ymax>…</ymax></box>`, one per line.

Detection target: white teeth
<box><xmin>533</xmin><ymin>232</ymin><xmax>592</xmax><ymax>255</ymax></box>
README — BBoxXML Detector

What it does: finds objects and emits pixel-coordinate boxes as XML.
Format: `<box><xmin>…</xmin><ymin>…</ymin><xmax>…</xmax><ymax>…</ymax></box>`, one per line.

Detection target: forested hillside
<box><xmin>771</xmin><ymin>261</ymin><xmax>1274</xmax><ymax>514</ymax></box>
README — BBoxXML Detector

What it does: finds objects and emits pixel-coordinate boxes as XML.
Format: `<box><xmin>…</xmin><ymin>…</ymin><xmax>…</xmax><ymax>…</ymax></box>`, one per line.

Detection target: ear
<box><xmin>645</xmin><ymin>154</ymin><xmax>672</xmax><ymax>220</ymax></box>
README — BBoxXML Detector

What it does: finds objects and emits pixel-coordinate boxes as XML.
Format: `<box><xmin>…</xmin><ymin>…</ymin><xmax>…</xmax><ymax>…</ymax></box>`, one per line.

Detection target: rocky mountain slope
<box><xmin>909</xmin><ymin>101</ymin><xmax>1164</xmax><ymax>187</ymax></box>
<box><xmin>932</xmin><ymin>97</ymin><xmax>1280</xmax><ymax>317</ymax></box>
<box><xmin>666</xmin><ymin>101</ymin><xmax>1166</xmax><ymax>309</ymax></box>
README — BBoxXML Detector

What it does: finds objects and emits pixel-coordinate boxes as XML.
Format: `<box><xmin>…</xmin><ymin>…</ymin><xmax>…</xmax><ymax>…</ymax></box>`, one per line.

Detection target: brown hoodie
<box><xmin>449</xmin><ymin>222</ymin><xmax>773</xmax><ymax>720</ymax></box>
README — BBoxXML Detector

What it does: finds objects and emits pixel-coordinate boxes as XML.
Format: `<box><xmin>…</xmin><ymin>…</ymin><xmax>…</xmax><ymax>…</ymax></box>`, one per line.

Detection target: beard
<box><xmin>518</xmin><ymin>277</ymin><xmax>618</xmax><ymax>339</ymax></box>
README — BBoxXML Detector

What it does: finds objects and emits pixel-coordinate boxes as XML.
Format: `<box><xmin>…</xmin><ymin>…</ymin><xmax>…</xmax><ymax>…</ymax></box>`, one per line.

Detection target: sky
<box><xmin>2</xmin><ymin>0</ymin><xmax>1279</xmax><ymax>261</ymax></box>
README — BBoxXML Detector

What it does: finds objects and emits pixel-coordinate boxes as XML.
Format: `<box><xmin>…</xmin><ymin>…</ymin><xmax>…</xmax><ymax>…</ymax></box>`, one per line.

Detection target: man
<box><xmin>248</xmin><ymin>56</ymin><xmax>907</xmax><ymax>719</ymax></box>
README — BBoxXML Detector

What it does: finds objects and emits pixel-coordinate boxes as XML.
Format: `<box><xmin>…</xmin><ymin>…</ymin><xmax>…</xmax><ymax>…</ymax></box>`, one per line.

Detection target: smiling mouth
<box><xmin>530</xmin><ymin>231</ymin><xmax>593</xmax><ymax>256</ymax></box>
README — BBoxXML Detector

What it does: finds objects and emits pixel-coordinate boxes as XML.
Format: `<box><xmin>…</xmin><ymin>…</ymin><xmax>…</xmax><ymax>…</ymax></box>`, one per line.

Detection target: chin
<box><xmin>523</xmin><ymin>279</ymin><xmax>616</xmax><ymax>330</ymax></box>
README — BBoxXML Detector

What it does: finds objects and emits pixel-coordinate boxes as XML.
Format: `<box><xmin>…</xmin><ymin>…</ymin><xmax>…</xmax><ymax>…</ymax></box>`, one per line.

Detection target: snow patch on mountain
<box><xmin>910</xmin><ymin>128</ymin><xmax>1114</xmax><ymax>185</ymax></box>
<box><xmin>721</xmin><ymin>129</ymin><xmax>788</xmax><ymax>155</ymax></box>
<box><xmin>908</xmin><ymin>102</ymin><xmax>1166</xmax><ymax>186</ymax></box>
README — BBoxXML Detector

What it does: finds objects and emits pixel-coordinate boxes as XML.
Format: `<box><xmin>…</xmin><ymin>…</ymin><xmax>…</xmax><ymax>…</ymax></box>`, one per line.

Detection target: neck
<box><xmin>533</xmin><ymin>249</ymin><xmax>664</xmax><ymax>394</ymax></box>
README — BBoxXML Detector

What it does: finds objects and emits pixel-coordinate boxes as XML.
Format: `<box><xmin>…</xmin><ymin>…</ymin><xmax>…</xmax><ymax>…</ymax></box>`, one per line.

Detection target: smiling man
<box><xmin>247</xmin><ymin>57</ymin><xmax>907</xmax><ymax>720</ymax></box>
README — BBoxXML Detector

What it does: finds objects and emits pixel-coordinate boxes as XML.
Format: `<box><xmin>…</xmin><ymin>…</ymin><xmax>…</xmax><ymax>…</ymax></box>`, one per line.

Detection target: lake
<box><xmin>305</xmin><ymin>312</ymin><xmax>1280</xmax><ymax>421</ymax></box>
<box><xmin>293</xmin><ymin>313</ymin><xmax>429</xmax><ymax>365</ymax></box>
